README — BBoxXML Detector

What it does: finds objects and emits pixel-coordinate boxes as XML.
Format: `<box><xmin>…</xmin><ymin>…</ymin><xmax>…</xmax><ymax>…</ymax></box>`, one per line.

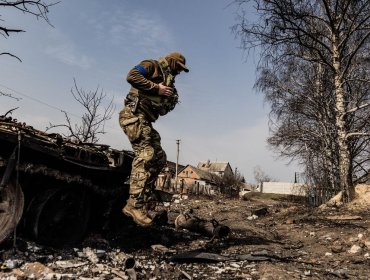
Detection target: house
<box><xmin>156</xmin><ymin>161</ymin><xmax>185</xmax><ymax>191</ymax></box>
<box><xmin>196</xmin><ymin>160</ymin><xmax>234</xmax><ymax>178</ymax></box>
<box><xmin>177</xmin><ymin>165</ymin><xmax>217</xmax><ymax>195</ymax></box>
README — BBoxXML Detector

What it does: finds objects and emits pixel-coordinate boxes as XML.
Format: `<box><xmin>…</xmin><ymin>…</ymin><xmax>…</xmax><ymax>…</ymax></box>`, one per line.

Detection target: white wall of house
<box><xmin>260</xmin><ymin>182</ymin><xmax>306</xmax><ymax>195</ymax></box>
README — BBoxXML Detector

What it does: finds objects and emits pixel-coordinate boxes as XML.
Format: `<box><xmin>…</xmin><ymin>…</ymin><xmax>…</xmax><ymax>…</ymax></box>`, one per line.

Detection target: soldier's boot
<box><xmin>123</xmin><ymin>204</ymin><xmax>153</xmax><ymax>227</ymax></box>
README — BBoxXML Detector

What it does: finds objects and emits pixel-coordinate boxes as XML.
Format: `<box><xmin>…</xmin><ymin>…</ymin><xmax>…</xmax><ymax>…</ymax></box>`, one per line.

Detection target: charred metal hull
<box><xmin>0</xmin><ymin>116</ymin><xmax>133</xmax><ymax>246</ymax></box>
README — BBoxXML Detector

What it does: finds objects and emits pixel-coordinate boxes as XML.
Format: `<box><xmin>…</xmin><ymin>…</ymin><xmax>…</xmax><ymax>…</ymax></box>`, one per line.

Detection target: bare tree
<box><xmin>47</xmin><ymin>79</ymin><xmax>115</xmax><ymax>143</ymax></box>
<box><xmin>253</xmin><ymin>165</ymin><xmax>271</xmax><ymax>186</ymax></box>
<box><xmin>1</xmin><ymin>107</ymin><xmax>18</xmax><ymax>117</ymax></box>
<box><xmin>0</xmin><ymin>0</ymin><xmax>57</xmax><ymax>61</ymax></box>
<box><xmin>212</xmin><ymin>171</ymin><xmax>244</xmax><ymax>197</ymax></box>
<box><xmin>264</xmin><ymin>58</ymin><xmax>341</xmax><ymax>201</ymax></box>
<box><xmin>233</xmin><ymin>0</ymin><xmax>370</xmax><ymax>202</ymax></box>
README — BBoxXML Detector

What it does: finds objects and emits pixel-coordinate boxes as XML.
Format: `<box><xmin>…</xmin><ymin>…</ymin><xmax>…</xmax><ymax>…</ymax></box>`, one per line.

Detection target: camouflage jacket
<box><xmin>126</xmin><ymin>58</ymin><xmax>178</xmax><ymax>122</ymax></box>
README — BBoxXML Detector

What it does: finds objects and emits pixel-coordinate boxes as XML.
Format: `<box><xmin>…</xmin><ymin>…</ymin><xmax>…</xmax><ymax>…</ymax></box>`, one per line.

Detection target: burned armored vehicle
<box><xmin>0</xmin><ymin>116</ymin><xmax>134</xmax><ymax>247</ymax></box>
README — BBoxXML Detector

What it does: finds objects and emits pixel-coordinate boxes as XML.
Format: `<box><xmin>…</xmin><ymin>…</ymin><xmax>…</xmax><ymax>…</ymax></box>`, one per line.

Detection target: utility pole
<box><xmin>175</xmin><ymin>139</ymin><xmax>180</xmax><ymax>192</ymax></box>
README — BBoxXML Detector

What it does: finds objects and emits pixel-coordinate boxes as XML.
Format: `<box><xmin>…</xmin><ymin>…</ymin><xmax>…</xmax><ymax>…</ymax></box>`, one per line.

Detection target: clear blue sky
<box><xmin>0</xmin><ymin>0</ymin><xmax>299</xmax><ymax>183</ymax></box>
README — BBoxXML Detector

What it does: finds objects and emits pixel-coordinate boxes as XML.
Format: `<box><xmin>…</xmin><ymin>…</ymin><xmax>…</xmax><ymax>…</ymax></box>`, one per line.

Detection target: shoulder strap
<box><xmin>158</xmin><ymin>57</ymin><xmax>175</xmax><ymax>87</ymax></box>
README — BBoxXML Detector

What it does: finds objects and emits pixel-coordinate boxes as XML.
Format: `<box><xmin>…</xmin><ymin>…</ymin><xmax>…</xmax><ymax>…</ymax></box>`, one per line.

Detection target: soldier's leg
<box><xmin>119</xmin><ymin>110</ymin><xmax>154</xmax><ymax>226</ymax></box>
<box><xmin>127</xmin><ymin>145</ymin><xmax>150</xmax><ymax>208</ymax></box>
<box><xmin>121</xmin><ymin>141</ymin><xmax>155</xmax><ymax>226</ymax></box>
<box><xmin>126</xmin><ymin>118</ymin><xmax>156</xmax><ymax>209</ymax></box>
<box><xmin>145</xmin><ymin>127</ymin><xmax>167</xmax><ymax>191</ymax></box>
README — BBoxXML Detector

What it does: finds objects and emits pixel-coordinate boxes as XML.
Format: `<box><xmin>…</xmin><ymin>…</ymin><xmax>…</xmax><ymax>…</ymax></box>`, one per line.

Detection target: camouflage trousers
<box><xmin>119</xmin><ymin>106</ymin><xmax>167</xmax><ymax>209</ymax></box>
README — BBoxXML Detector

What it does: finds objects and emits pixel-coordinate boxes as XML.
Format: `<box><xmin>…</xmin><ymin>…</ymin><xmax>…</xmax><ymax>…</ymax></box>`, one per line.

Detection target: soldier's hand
<box><xmin>158</xmin><ymin>82</ymin><xmax>173</xmax><ymax>96</ymax></box>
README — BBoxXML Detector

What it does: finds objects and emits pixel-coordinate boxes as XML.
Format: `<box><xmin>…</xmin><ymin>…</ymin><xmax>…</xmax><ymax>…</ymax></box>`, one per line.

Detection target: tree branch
<box><xmin>0</xmin><ymin>52</ymin><xmax>22</xmax><ymax>62</ymax></box>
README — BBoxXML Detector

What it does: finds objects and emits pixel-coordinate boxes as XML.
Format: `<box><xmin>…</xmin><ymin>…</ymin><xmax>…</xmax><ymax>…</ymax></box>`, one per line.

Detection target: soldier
<box><xmin>119</xmin><ymin>52</ymin><xmax>189</xmax><ymax>226</ymax></box>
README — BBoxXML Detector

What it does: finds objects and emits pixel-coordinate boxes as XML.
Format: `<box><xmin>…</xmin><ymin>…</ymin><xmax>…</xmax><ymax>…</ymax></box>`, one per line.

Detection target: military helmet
<box><xmin>166</xmin><ymin>52</ymin><xmax>189</xmax><ymax>72</ymax></box>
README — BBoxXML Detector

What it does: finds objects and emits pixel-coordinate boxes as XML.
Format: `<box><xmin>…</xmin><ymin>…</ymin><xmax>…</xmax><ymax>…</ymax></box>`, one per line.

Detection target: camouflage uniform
<box><xmin>120</xmin><ymin>52</ymin><xmax>189</xmax><ymax>226</ymax></box>
<box><xmin>119</xmin><ymin>106</ymin><xmax>166</xmax><ymax>209</ymax></box>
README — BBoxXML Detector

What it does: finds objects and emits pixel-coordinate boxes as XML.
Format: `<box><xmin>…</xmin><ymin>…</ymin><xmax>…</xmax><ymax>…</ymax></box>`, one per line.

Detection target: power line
<box><xmin>175</xmin><ymin>139</ymin><xmax>180</xmax><ymax>189</ymax></box>
<box><xmin>0</xmin><ymin>83</ymin><xmax>191</xmax><ymax>146</ymax></box>
<box><xmin>0</xmin><ymin>83</ymin><xmax>82</xmax><ymax>119</ymax></box>
<box><xmin>0</xmin><ymin>83</ymin><xmax>127</xmax><ymax>135</ymax></box>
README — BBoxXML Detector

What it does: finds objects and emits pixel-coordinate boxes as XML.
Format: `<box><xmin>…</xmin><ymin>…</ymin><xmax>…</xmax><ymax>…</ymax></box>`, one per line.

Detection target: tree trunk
<box><xmin>333</xmin><ymin>41</ymin><xmax>355</xmax><ymax>202</ymax></box>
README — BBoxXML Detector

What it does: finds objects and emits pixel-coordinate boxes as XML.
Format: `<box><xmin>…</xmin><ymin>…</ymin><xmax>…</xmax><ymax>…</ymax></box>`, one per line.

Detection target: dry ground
<box><xmin>1</xmin><ymin>186</ymin><xmax>370</xmax><ymax>279</ymax></box>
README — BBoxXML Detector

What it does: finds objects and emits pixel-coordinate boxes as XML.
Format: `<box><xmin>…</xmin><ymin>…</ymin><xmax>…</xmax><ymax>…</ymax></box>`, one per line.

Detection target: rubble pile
<box><xmin>321</xmin><ymin>184</ymin><xmax>370</xmax><ymax>210</ymax></box>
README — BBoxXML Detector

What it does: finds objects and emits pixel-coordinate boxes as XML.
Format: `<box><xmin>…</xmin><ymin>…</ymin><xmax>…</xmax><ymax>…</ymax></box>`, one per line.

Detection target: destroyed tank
<box><xmin>0</xmin><ymin>116</ymin><xmax>134</xmax><ymax>247</ymax></box>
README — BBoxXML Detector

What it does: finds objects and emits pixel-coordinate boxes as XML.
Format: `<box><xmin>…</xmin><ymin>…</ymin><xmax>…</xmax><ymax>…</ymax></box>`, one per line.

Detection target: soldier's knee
<box><xmin>140</xmin><ymin>146</ymin><xmax>155</xmax><ymax>162</ymax></box>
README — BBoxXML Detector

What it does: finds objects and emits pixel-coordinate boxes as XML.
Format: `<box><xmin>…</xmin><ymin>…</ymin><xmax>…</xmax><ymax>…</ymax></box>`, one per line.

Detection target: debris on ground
<box><xmin>1</xmin><ymin>190</ymin><xmax>370</xmax><ymax>279</ymax></box>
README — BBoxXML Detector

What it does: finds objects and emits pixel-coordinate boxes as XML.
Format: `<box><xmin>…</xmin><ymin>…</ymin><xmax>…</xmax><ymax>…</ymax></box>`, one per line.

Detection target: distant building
<box><xmin>196</xmin><ymin>160</ymin><xmax>234</xmax><ymax>178</ymax></box>
<box><xmin>177</xmin><ymin>165</ymin><xmax>217</xmax><ymax>195</ymax></box>
<box><xmin>156</xmin><ymin>161</ymin><xmax>185</xmax><ymax>191</ymax></box>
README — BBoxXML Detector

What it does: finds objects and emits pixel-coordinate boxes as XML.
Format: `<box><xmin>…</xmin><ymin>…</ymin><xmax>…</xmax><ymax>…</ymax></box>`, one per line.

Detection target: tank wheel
<box><xmin>0</xmin><ymin>179</ymin><xmax>24</xmax><ymax>244</ymax></box>
<box><xmin>25</xmin><ymin>186</ymin><xmax>90</xmax><ymax>247</ymax></box>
